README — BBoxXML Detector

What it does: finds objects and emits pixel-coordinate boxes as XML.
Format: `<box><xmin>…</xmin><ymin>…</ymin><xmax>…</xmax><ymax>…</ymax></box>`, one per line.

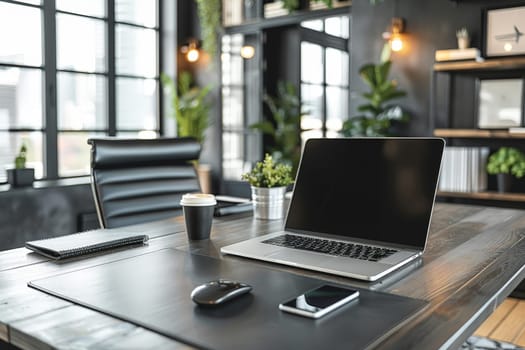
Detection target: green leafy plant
<box><xmin>241</xmin><ymin>153</ymin><xmax>294</xmax><ymax>188</ymax></box>
<box><xmin>161</xmin><ymin>71</ymin><xmax>212</xmax><ymax>144</ymax></box>
<box><xmin>341</xmin><ymin>45</ymin><xmax>409</xmax><ymax>137</ymax></box>
<box><xmin>195</xmin><ymin>0</ymin><xmax>221</xmax><ymax>58</ymax></box>
<box><xmin>487</xmin><ymin>147</ymin><xmax>525</xmax><ymax>178</ymax></box>
<box><xmin>250</xmin><ymin>81</ymin><xmax>302</xmax><ymax>175</ymax></box>
<box><xmin>14</xmin><ymin>143</ymin><xmax>27</xmax><ymax>169</ymax></box>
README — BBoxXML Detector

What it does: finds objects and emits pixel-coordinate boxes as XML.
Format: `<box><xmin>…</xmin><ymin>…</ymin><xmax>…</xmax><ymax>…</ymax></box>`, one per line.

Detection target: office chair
<box><xmin>88</xmin><ymin>137</ymin><xmax>202</xmax><ymax>228</ymax></box>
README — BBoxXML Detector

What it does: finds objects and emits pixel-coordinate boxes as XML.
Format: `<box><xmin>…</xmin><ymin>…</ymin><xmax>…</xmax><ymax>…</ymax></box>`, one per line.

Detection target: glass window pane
<box><xmin>0</xmin><ymin>132</ymin><xmax>44</xmax><ymax>181</ymax></box>
<box><xmin>116</xmin><ymin>77</ymin><xmax>157</xmax><ymax>130</ymax></box>
<box><xmin>222</xmin><ymin>87</ymin><xmax>243</xmax><ymax>129</ymax></box>
<box><xmin>117</xmin><ymin>131</ymin><xmax>158</xmax><ymax>139</ymax></box>
<box><xmin>301</xmin><ymin>43</ymin><xmax>323</xmax><ymax>84</ymax></box>
<box><xmin>222</xmin><ymin>132</ymin><xmax>244</xmax><ymax>180</ymax></box>
<box><xmin>0</xmin><ymin>3</ymin><xmax>42</xmax><ymax>66</ymax></box>
<box><xmin>301</xmin><ymin>19</ymin><xmax>323</xmax><ymax>32</ymax></box>
<box><xmin>58</xmin><ymin>132</ymin><xmax>104</xmax><ymax>177</ymax></box>
<box><xmin>326</xmin><ymin>87</ymin><xmax>348</xmax><ymax>132</ymax></box>
<box><xmin>301</xmin><ymin>83</ymin><xmax>323</xmax><ymax>126</ymax></box>
<box><xmin>56</xmin><ymin>14</ymin><xmax>106</xmax><ymax>72</ymax></box>
<box><xmin>325</xmin><ymin>16</ymin><xmax>349</xmax><ymax>39</ymax></box>
<box><xmin>0</xmin><ymin>68</ymin><xmax>43</xmax><ymax>129</ymax></box>
<box><xmin>57</xmin><ymin>72</ymin><xmax>107</xmax><ymax>130</ymax></box>
<box><xmin>326</xmin><ymin>48</ymin><xmax>348</xmax><ymax>86</ymax></box>
<box><xmin>116</xmin><ymin>24</ymin><xmax>157</xmax><ymax>77</ymax></box>
<box><xmin>56</xmin><ymin>0</ymin><xmax>105</xmax><ymax>17</ymax></box>
<box><xmin>116</xmin><ymin>0</ymin><xmax>157</xmax><ymax>27</ymax></box>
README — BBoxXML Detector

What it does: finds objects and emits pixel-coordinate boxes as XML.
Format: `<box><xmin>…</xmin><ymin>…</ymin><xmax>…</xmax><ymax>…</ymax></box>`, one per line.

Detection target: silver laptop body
<box><xmin>221</xmin><ymin>138</ymin><xmax>445</xmax><ymax>281</ymax></box>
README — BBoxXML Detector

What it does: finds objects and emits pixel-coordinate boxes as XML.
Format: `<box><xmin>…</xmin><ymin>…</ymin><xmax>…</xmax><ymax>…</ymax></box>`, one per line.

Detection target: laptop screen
<box><xmin>285</xmin><ymin>138</ymin><xmax>444</xmax><ymax>250</ymax></box>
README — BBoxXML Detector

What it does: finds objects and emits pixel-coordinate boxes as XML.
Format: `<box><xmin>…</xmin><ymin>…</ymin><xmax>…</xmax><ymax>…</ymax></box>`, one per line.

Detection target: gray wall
<box><xmin>0</xmin><ymin>182</ymin><xmax>98</xmax><ymax>251</ymax></box>
<box><xmin>350</xmin><ymin>0</ymin><xmax>525</xmax><ymax>136</ymax></box>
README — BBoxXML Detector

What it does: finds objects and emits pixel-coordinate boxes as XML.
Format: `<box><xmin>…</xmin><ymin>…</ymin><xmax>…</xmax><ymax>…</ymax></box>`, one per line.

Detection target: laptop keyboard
<box><xmin>262</xmin><ymin>234</ymin><xmax>398</xmax><ymax>262</ymax></box>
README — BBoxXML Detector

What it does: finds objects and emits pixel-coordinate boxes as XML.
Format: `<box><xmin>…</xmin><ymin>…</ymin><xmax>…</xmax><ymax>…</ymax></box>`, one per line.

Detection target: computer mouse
<box><xmin>191</xmin><ymin>279</ymin><xmax>252</xmax><ymax>306</ymax></box>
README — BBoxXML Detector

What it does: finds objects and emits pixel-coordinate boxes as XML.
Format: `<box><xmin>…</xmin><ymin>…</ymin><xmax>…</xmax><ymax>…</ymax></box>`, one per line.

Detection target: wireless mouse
<box><xmin>191</xmin><ymin>279</ymin><xmax>252</xmax><ymax>306</ymax></box>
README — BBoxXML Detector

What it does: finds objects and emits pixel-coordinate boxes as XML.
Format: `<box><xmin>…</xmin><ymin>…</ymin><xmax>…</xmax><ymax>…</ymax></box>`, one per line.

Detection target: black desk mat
<box><xmin>29</xmin><ymin>249</ymin><xmax>427</xmax><ymax>350</ymax></box>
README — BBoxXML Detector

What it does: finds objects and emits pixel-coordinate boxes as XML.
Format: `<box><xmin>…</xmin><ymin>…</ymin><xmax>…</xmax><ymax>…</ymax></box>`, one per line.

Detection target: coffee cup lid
<box><xmin>180</xmin><ymin>193</ymin><xmax>217</xmax><ymax>206</ymax></box>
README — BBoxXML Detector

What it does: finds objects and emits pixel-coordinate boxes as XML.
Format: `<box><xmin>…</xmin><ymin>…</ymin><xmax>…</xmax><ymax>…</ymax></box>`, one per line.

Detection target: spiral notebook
<box><xmin>25</xmin><ymin>229</ymin><xmax>149</xmax><ymax>260</ymax></box>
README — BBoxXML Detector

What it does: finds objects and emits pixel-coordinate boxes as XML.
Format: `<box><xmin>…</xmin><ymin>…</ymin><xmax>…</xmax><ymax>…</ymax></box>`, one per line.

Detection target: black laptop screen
<box><xmin>285</xmin><ymin>138</ymin><xmax>445</xmax><ymax>250</ymax></box>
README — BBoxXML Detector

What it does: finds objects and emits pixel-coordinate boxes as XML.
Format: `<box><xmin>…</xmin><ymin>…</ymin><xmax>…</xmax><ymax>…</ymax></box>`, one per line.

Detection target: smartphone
<box><xmin>278</xmin><ymin>285</ymin><xmax>359</xmax><ymax>319</ymax></box>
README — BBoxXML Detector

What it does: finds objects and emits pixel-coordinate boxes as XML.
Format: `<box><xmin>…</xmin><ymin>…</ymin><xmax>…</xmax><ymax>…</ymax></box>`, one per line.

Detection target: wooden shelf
<box><xmin>438</xmin><ymin>191</ymin><xmax>525</xmax><ymax>203</ymax></box>
<box><xmin>434</xmin><ymin>129</ymin><xmax>525</xmax><ymax>139</ymax></box>
<box><xmin>223</xmin><ymin>5</ymin><xmax>350</xmax><ymax>34</ymax></box>
<box><xmin>433</xmin><ymin>57</ymin><xmax>525</xmax><ymax>72</ymax></box>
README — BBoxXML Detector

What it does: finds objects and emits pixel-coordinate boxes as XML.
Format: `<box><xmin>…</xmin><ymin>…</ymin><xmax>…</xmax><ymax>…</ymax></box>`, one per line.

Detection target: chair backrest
<box><xmin>88</xmin><ymin>137</ymin><xmax>202</xmax><ymax>228</ymax></box>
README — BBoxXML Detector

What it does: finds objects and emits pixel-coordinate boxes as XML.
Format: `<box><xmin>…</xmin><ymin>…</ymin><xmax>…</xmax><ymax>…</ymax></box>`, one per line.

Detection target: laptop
<box><xmin>221</xmin><ymin>138</ymin><xmax>445</xmax><ymax>281</ymax></box>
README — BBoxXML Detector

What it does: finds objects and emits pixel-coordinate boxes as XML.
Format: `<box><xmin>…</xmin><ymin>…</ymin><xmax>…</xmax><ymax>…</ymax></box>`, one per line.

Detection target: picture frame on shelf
<box><xmin>476</xmin><ymin>78</ymin><xmax>524</xmax><ymax>129</ymax></box>
<box><xmin>482</xmin><ymin>5</ymin><xmax>525</xmax><ymax>58</ymax></box>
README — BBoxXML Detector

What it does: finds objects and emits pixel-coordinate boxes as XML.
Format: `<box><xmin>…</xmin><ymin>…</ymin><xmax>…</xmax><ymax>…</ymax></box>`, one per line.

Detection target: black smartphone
<box><xmin>278</xmin><ymin>285</ymin><xmax>359</xmax><ymax>319</ymax></box>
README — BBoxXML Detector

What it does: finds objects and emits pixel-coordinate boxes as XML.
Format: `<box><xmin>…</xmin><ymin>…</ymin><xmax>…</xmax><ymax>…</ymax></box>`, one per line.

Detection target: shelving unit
<box><xmin>433</xmin><ymin>57</ymin><xmax>525</xmax><ymax>72</ymax></box>
<box><xmin>431</xmin><ymin>56</ymin><xmax>525</xmax><ymax>208</ymax></box>
<box><xmin>434</xmin><ymin>129</ymin><xmax>525</xmax><ymax>139</ymax></box>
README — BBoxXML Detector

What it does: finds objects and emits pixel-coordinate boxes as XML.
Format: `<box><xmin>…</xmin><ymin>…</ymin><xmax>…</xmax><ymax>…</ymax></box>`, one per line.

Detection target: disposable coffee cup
<box><xmin>180</xmin><ymin>193</ymin><xmax>217</xmax><ymax>240</ymax></box>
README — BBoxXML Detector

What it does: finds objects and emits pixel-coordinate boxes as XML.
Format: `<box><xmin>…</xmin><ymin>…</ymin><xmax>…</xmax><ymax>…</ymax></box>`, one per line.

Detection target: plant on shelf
<box><xmin>161</xmin><ymin>71</ymin><xmax>212</xmax><ymax>145</ymax></box>
<box><xmin>456</xmin><ymin>27</ymin><xmax>470</xmax><ymax>50</ymax></box>
<box><xmin>487</xmin><ymin>147</ymin><xmax>525</xmax><ymax>178</ymax></box>
<box><xmin>241</xmin><ymin>154</ymin><xmax>294</xmax><ymax>220</ymax></box>
<box><xmin>7</xmin><ymin>142</ymin><xmax>35</xmax><ymax>187</ymax></box>
<box><xmin>14</xmin><ymin>143</ymin><xmax>27</xmax><ymax>169</ymax></box>
<box><xmin>250</xmin><ymin>81</ymin><xmax>302</xmax><ymax>175</ymax></box>
<box><xmin>341</xmin><ymin>44</ymin><xmax>409</xmax><ymax>137</ymax></box>
<box><xmin>486</xmin><ymin>147</ymin><xmax>525</xmax><ymax>193</ymax></box>
<box><xmin>195</xmin><ymin>0</ymin><xmax>220</xmax><ymax>58</ymax></box>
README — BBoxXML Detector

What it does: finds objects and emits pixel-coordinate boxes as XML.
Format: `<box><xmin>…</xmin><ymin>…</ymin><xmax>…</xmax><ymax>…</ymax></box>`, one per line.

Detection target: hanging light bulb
<box><xmin>186</xmin><ymin>40</ymin><xmax>200</xmax><ymax>62</ymax></box>
<box><xmin>240</xmin><ymin>45</ymin><xmax>255</xmax><ymax>59</ymax></box>
<box><xmin>382</xmin><ymin>18</ymin><xmax>405</xmax><ymax>53</ymax></box>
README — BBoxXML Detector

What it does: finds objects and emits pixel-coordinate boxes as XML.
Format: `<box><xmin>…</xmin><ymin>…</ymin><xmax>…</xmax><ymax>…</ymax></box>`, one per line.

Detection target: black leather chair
<box><xmin>88</xmin><ymin>137</ymin><xmax>202</xmax><ymax>228</ymax></box>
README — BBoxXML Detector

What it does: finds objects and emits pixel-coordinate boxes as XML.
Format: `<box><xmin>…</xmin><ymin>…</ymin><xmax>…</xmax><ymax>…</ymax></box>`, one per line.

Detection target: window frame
<box><xmin>0</xmin><ymin>0</ymin><xmax>165</xmax><ymax>182</ymax></box>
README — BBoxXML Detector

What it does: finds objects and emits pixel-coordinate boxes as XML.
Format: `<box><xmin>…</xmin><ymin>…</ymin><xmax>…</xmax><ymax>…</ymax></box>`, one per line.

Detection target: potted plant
<box><xmin>456</xmin><ymin>27</ymin><xmax>470</xmax><ymax>50</ymax></box>
<box><xmin>341</xmin><ymin>44</ymin><xmax>409</xmax><ymax>137</ymax></box>
<box><xmin>486</xmin><ymin>147</ymin><xmax>525</xmax><ymax>193</ymax></box>
<box><xmin>161</xmin><ymin>71</ymin><xmax>213</xmax><ymax>192</ymax></box>
<box><xmin>7</xmin><ymin>143</ymin><xmax>34</xmax><ymax>187</ymax></box>
<box><xmin>241</xmin><ymin>154</ymin><xmax>294</xmax><ymax>220</ymax></box>
<box><xmin>250</xmin><ymin>81</ymin><xmax>302</xmax><ymax>176</ymax></box>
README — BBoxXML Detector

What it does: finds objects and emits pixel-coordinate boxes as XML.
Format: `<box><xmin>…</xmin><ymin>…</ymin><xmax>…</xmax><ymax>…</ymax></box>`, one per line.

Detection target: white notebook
<box><xmin>25</xmin><ymin>229</ymin><xmax>149</xmax><ymax>260</ymax></box>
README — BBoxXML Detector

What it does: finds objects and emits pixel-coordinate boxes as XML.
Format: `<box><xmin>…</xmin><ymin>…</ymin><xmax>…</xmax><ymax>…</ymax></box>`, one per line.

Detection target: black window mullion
<box><xmin>43</xmin><ymin>0</ymin><xmax>58</xmax><ymax>179</ymax></box>
<box><xmin>107</xmin><ymin>0</ymin><xmax>116</xmax><ymax>136</ymax></box>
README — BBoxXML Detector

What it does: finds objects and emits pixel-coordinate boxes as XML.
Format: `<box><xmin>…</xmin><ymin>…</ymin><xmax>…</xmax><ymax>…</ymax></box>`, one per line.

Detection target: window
<box><xmin>221</xmin><ymin>33</ymin><xmax>262</xmax><ymax>181</ymax></box>
<box><xmin>0</xmin><ymin>0</ymin><xmax>160</xmax><ymax>182</ymax></box>
<box><xmin>300</xmin><ymin>15</ymin><xmax>349</xmax><ymax>143</ymax></box>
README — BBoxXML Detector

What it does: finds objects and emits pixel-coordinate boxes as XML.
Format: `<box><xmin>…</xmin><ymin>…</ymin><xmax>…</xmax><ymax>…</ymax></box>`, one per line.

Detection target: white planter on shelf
<box><xmin>251</xmin><ymin>186</ymin><xmax>286</xmax><ymax>220</ymax></box>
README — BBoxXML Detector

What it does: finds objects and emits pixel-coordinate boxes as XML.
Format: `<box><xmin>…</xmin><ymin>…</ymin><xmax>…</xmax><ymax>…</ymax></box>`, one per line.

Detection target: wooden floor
<box><xmin>474</xmin><ymin>298</ymin><xmax>525</xmax><ymax>347</ymax></box>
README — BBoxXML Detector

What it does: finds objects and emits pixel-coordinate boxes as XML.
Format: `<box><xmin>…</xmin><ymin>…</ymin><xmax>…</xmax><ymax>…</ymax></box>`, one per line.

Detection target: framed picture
<box><xmin>477</xmin><ymin>78</ymin><xmax>524</xmax><ymax>129</ymax></box>
<box><xmin>483</xmin><ymin>5</ymin><xmax>525</xmax><ymax>58</ymax></box>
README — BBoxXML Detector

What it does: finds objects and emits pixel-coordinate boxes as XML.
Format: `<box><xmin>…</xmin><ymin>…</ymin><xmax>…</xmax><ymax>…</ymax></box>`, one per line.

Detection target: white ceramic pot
<box><xmin>251</xmin><ymin>186</ymin><xmax>286</xmax><ymax>220</ymax></box>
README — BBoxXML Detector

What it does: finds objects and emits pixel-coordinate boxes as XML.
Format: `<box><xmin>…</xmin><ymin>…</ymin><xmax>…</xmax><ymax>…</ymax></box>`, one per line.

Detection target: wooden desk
<box><xmin>0</xmin><ymin>203</ymin><xmax>524</xmax><ymax>349</ymax></box>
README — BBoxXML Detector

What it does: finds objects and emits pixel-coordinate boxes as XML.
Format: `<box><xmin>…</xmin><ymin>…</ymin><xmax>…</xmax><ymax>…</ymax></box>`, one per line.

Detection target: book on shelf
<box><xmin>223</xmin><ymin>0</ymin><xmax>243</xmax><ymax>26</ymax></box>
<box><xmin>25</xmin><ymin>229</ymin><xmax>149</xmax><ymax>260</ymax></box>
<box><xmin>439</xmin><ymin>147</ymin><xmax>489</xmax><ymax>193</ymax></box>
<box><xmin>264</xmin><ymin>1</ymin><xmax>288</xmax><ymax>18</ymax></box>
<box><xmin>508</xmin><ymin>127</ymin><xmax>525</xmax><ymax>134</ymax></box>
<box><xmin>435</xmin><ymin>48</ymin><xmax>481</xmax><ymax>62</ymax></box>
